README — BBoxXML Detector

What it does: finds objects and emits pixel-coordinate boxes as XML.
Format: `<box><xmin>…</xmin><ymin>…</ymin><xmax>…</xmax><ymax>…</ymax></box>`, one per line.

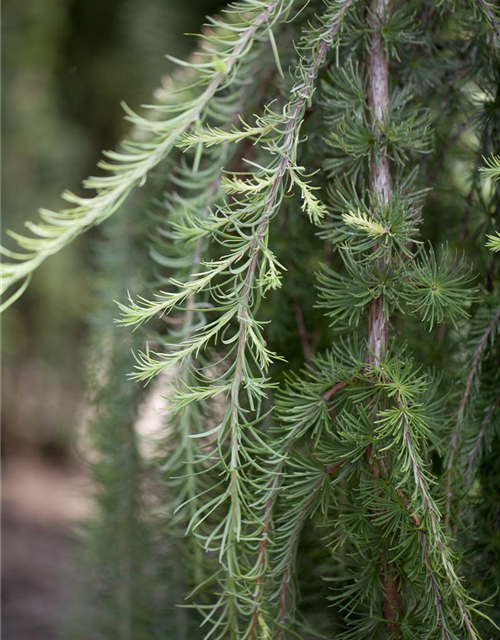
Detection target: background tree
<box><xmin>2</xmin><ymin>1</ymin><xmax>500</xmax><ymax>639</ymax></box>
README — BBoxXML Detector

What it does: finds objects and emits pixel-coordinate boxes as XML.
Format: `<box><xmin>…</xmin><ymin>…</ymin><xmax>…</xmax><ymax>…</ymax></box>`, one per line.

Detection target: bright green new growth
<box><xmin>3</xmin><ymin>0</ymin><xmax>500</xmax><ymax>639</ymax></box>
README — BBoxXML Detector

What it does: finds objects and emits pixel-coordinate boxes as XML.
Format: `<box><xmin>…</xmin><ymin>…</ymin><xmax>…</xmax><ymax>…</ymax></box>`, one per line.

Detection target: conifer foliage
<box><xmin>2</xmin><ymin>1</ymin><xmax>500</xmax><ymax>638</ymax></box>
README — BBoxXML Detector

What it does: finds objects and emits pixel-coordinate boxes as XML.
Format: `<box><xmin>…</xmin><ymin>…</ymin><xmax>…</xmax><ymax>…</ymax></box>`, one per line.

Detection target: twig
<box><xmin>322</xmin><ymin>381</ymin><xmax>348</xmax><ymax>402</ymax></box>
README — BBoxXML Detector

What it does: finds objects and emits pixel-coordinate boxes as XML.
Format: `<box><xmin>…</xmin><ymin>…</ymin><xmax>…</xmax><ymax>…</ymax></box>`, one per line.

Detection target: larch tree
<box><xmin>2</xmin><ymin>1</ymin><xmax>500</xmax><ymax>638</ymax></box>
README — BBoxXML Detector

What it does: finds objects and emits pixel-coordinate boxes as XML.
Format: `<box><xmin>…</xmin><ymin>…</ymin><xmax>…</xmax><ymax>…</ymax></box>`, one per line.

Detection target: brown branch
<box><xmin>445</xmin><ymin>303</ymin><xmax>500</xmax><ymax>527</ymax></box>
<box><xmin>382</xmin><ymin>556</ymin><xmax>403</xmax><ymax>636</ymax></box>
<box><xmin>322</xmin><ymin>381</ymin><xmax>348</xmax><ymax>402</ymax></box>
<box><xmin>365</xmin><ymin>0</ymin><xmax>403</xmax><ymax>634</ymax></box>
<box><xmin>366</xmin><ymin>0</ymin><xmax>391</xmax><ymax>368</ymax></box>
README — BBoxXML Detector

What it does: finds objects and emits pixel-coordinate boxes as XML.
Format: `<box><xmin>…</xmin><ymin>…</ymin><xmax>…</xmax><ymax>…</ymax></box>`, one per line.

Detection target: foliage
<box><xmin>3</xmin><ymin>0</ymin><xmax>500</xmax><ymax>639</ymax></box>
<box><xmin>72</xmin><ymin>208</ymin><xmax>172</xmax><ymax>640</ymax></box>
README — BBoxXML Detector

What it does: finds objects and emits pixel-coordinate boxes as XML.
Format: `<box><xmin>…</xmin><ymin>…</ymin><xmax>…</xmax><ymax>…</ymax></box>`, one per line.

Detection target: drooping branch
<box><xmin>276</xmin><ymin>474</ymin><xmax>326</xmax><ymax>633</ymax></box>
<box><xmin>249</xmin><ymin>378</ymin><xmax>348</xmax><ymax>638</ymax></box>
<box><xmin>0</xmin><ymin>0</ymin><xmax>285</xmax><ymax>311</ymax></box>
<box><xmin>445</xmin><ymin>303</ymin><xmax>500</xmax><ymax>527</ymax></box>
<box><xmin>175</xmin><ymin>2</ymin><xmax>360</xmax><ymax>634</ymax></box>
<box><xmin>390</xmin><ymin>387</ymin><xmax>477</xmax><ymax>640</ymax></box>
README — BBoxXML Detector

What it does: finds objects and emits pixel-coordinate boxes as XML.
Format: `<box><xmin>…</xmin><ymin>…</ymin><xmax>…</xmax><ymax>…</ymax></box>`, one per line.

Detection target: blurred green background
<box><xmin>1</xmin><ymin>2</ymin><xmax>221</xmax><ymax>638</ymax></box>
<box><xmin>2</xmin><ymin>0</ymin><xmax>222</xmax><ymax>457</ymax></box>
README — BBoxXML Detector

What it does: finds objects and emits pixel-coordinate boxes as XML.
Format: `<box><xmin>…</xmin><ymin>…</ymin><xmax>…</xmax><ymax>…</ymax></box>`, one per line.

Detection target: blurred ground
<box><xmin>2</xmin><ymin>448</ymin><xmax>92</xmax><ymax>640</ymax></box>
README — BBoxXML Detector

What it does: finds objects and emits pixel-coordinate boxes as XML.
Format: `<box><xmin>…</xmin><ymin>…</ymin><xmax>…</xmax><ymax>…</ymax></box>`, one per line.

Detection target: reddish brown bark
<box><xmin>366</xmin><ymin>0</ymin><xmax>391</xmax><ymax>366</ymax></box>
<box><xmin>365</xmin><ymin>1</ymin><xmax>403</xmax><ymax>636</ymax></box>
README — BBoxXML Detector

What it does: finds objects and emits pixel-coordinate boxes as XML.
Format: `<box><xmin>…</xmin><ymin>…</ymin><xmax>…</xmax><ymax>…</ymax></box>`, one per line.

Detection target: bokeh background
<box><xmin>1</xmin><ymin>1</ymin><xmax>222</xmax><ymax>638</ymax></box>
